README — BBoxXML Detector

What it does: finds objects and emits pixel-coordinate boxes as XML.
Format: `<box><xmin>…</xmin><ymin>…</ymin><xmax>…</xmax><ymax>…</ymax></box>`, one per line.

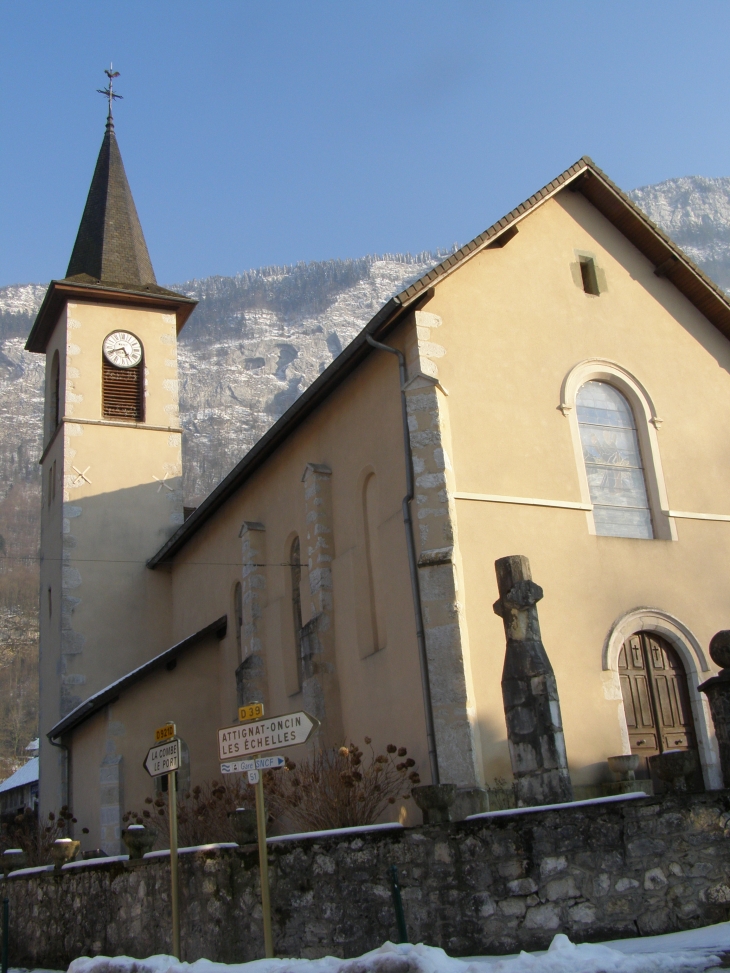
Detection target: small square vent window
<box><xmin>579</xmin><ymin>256</ymin><xmax>600</xmax><ymax>296</ymax></box>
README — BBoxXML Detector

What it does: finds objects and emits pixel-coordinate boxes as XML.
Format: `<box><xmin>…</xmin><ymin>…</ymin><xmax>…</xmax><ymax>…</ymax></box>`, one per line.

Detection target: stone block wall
<box><xmin>5</xmin><ymin>792</ymin><xmax>730</xmax><ymax>968</ymax></box>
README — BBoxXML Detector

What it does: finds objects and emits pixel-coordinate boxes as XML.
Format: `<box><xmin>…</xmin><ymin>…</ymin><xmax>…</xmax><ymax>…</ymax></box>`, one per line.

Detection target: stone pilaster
<box><xmin>493</xmin><ymin>555</ymin><xmax>573</xmax><ymax>807</ymax></box>
<box><xmin>236</xmin><ymin>522</ymin><xmax>269</xmax><ymax>710</ymax></box>
<box><xmin>301</xmin><ymin>463</ymin><xmax>343</xmax><ymax>744</ymax></box>
<box><xmin>404</xmin><ymin>310</ymin><xmax>483</xmax><ymax>788</ymax></box>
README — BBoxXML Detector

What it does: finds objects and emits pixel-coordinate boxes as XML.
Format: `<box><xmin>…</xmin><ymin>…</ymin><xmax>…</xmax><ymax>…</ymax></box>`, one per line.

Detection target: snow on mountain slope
<box><xmin>628</xmin><ymin>176</ymin><xmax>730</xmax><ymax>290</ymax></box>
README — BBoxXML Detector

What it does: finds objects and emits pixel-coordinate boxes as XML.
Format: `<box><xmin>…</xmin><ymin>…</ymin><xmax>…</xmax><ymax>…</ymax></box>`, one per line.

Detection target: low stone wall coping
<box><xmin>267</xmin><ymin>821</ymin><xmax>403</xmax><ymax>844</ymax></box>
<box><xmin>467</xmin><ymin>791</ymin><xmax>647</xmax><ymax>820</ymax></box>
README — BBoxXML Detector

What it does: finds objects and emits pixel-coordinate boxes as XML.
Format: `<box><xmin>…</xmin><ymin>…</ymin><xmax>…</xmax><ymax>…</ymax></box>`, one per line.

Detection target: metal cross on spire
<box><xmin>97</xmin><ymin>65</ymin><xmax>122</xmax><ymax>122</ymax></box>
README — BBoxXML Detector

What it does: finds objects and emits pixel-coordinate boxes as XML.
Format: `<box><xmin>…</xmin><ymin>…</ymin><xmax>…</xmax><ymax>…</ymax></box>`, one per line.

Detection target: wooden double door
<box><xmin>618</xmin><ymin>632</ymin><xmax>698</xmax><ymax>770</ymax></box>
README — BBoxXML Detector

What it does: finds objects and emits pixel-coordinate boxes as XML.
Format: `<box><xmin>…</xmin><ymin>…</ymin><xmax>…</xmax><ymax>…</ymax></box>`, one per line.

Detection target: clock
<box><xmin>103</xmin><ymin>331</ymin><xmax>143</xmax><ymax>369</ymax></box>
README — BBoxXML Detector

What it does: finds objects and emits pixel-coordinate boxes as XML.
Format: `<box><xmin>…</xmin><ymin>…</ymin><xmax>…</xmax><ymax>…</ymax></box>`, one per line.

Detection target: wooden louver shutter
<box><xmin>102</xmin><ymin>357</ymin><xmax>144</xmax><ymax>421</ymax></box>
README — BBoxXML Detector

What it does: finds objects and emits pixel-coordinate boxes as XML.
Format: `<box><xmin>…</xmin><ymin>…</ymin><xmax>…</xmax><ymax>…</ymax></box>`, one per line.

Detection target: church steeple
<box><xmin>65</xmin><ymin>116</ymin><xmax>157</xmax><ymax>288</ymax></box>
<box><xmin>25</xmin><ymin>75</ymin><xmax>196</xmax><ymax>356</ymax></box>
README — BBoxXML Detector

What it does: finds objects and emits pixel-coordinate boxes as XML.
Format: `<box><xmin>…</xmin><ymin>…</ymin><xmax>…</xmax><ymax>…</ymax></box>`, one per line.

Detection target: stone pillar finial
<box><xmin>699</xmin><ymin>630</ymin><xmax>730</xmax><ymax>788</ymax></box>
<box><xmin>494</xmin><ymin>555</ymin><xmax>573</xmax><ymax>807</ymax></box>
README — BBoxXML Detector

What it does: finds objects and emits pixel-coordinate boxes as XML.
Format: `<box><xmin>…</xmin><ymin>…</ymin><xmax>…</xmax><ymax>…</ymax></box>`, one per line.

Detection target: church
<box><xmin>29</xmin><ymin>110</ymin><xmax>730</xmax><ymax>853</ymax></box>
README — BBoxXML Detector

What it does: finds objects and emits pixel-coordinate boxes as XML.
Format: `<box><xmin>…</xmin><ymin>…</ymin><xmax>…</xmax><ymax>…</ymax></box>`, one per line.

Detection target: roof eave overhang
<box><xmin>148</xmin><ymin>293</ymin><xmax>423</xmax><ymax>567</ymax></box>
<box><xmin>573</xmin><ymin>167</ymin><xmax>730</xmax><ymax>341</ymax></box>
<box><xmin>26</xmin><ymin>279</ymin><xmax>198</xmax><ymax>354</ymax></box>
<box><xmin>47</xmin><ymin>615</ymin><xmax>227</xmax><ymax>740</ymax></box>
<box><xmin>393</xmin><ymin>161</ymin><xmax>730</xmax><ymax>341</ymax></box>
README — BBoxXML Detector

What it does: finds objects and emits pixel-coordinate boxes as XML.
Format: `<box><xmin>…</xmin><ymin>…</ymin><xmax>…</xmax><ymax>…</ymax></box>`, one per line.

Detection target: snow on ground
<box><xmin>57</xmin><ymin>922</ymin><xmax>730</xmax><ymax>973</ymax></box>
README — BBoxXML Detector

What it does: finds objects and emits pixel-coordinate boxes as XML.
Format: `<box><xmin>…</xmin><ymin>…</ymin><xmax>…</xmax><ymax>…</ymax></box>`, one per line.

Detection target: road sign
<box><xmin>247</xmin><ymin>770</ymin><xmax>260</xmax><ymax>785</ymax></box>
<box><xmin>218</xmin><ymin>711</ymin><xmax>319</xmax><ymax>761</ymax></box>
<box><xmin>220</xmin><ymin>755</ymin><xmax>286</xmax><ymax>775</ymax></box>
<box><xmin>239</xmin><ymin>702</ymin><xmax>264</xmax><ymax>722</ymax></box>
<box><xmin>155</xmin><ymin>722</ymin><xmax>176</xmax><ymax>742</ymax></box>
<box><xmin>144</xmin><ymin>738</ymin><xmax>181</xmax><ymax>777</ymax></box>
<box><xmin>254</xmin><ymin>755</ymin><xmax>286</xmax><ymax>770</ymax></box>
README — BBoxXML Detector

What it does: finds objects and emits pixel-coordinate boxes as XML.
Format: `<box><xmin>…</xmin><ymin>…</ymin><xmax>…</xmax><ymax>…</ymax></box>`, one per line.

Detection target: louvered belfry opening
<box><xmin>102</xmin><ymin>355</ymin><xmax>144</xmax><ymax>421</ymax></box>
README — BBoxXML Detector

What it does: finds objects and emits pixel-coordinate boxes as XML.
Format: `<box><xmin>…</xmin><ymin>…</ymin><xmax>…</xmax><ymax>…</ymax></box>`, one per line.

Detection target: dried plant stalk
<box><xmin>124</xmin><ymin>740</ymin><xmax>420</xmax><ymax>845</ymax></box>
<box><xmin>125</xmin><ymin>777</ymin><xmax>257</xmax><ymax>848</ymax></box>
<box><xmin>265</xmin><ymin>740</ymin><xmax>420</xmax><ymax>832</ymax></box>
<box><xmin>1</xmin><ymin>805</ymin><xmax>80</xmax><ymax>865</ymax></box>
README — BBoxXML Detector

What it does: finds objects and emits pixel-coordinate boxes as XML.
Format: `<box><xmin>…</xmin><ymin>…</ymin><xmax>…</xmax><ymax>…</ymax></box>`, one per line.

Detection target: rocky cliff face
<box><xmin>172</xmin><ymin>253</ymin><xmax>447</xmax><ymax>501</ymax></box>
<box><xmin>628</xmin><ymin>176</ymin><xmax>730</xmax><ymax>292</ymax></box>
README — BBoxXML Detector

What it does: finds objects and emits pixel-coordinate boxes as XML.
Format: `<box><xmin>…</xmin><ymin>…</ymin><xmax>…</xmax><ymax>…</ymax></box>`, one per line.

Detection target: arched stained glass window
<box><xmin>577</xmin><ymin>381</ymin><xmax>653</xmax><ymax>539</ymax></box>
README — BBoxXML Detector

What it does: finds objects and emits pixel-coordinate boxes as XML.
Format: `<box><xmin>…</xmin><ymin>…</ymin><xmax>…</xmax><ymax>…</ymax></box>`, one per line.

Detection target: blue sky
<box><xmin>1</xmin><ymin>1</ymin><xmax>729</xmax><ymax>287</ymax></box>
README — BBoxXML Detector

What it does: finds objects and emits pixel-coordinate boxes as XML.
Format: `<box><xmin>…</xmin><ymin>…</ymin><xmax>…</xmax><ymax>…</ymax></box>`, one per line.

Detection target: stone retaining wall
<box><xmin>5</xmin><ymin>792</ymin><xmax>730</xmax><ymax>968</ymax></box>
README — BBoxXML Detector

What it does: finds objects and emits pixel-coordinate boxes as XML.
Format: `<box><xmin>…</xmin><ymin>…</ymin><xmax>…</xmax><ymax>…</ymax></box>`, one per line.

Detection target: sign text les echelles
<box><xmin>218</xmin><ymin>711</ymin><xmax>318</xmax><ymax>761</ymax></box>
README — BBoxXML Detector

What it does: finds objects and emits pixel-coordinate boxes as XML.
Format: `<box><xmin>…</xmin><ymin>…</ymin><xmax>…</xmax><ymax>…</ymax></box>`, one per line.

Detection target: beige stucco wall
<box><xmin>420</xmin><ymin>188</ymin><xmax>729</xmax><ymax>790</ymax></box>
<box><xmin>167</xmin><ymin>347</ymin><xmax>427</xmax><ymax>791</ymax></box>
<box><xmin>68</xmin><ymin>631</ymin><xmax>224</xmax><ymax>853</ymax></box>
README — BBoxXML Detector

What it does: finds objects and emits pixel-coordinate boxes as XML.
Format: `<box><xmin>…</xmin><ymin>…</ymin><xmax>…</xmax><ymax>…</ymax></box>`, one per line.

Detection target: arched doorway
<box><xmin>618</xmin><ymin>631</ymin><xmax>700</xmax><ymax>783</ymax></box>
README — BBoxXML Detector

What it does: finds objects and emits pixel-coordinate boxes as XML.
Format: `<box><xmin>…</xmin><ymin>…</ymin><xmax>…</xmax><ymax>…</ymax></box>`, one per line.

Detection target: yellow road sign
<box><xmin>155</xmin><ymin>722</ymin><xmax>176</xmax><ymax>742</ymax></box>
<box><xmin>239</xmin><ymin>702</ymin><xmax>264</xmax><ymax>722</ymax></box>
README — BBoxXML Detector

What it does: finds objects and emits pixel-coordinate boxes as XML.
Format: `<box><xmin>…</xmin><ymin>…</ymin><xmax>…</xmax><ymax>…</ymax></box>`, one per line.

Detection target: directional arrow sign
<box><xmin>221</xmin><ymin>755</ymin><xmax>286</xmax><ymax>775</ymax></box>
<box><xmin>218</xmin><ymin>711</ymin><xmax>319</xmax><ymax>761</ymax></box>
<box><xmin>144</xmin><ymin>737</ymin><xmax>181</xmax><ymax>778</ymax></box>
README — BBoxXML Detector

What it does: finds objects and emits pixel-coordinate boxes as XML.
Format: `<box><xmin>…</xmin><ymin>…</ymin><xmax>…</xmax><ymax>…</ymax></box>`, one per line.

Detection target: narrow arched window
<box><xmin>50</xmin><ymin>351</ymin><xmax>60</xmax><ymax>433</ymax></box>
<box><xmin>233</xmin><ymin>582</ymin><xmax>243</xmax><ymax>663</ymax></box>
<box><xmin>290</xmin><ymin>536</ymin><xmax>304</xmax><ymax>689</ymax></box>
<box><xmin>577</xmin><ymin>381</ymin><xmax>653</xmax><ymax>539</ymax></box>
<box><xmin>362</xmin><ymin>473</ymin><xmax>385</xmax><ymax>653</ymax></box>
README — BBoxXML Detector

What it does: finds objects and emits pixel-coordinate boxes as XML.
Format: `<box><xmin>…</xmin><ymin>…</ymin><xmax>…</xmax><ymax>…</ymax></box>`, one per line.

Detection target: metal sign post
<box><xmin>168</xmin><ymin>762</ymin><xmax>180</xmax><ymax>961</ymax></box>
<box><xmin>144</xmin><ymin>723</ymin><xmax>181</xmax><ymax>960</ymax></box>
<box><xmin>253</xmin><ymin>769</ymin><xmax>273</xmax><ymax>958</ymax></box>
<box><xmin>218</xmin><ymin>707</ymin><xmax>318</xmax><ymax>959</ymax></box>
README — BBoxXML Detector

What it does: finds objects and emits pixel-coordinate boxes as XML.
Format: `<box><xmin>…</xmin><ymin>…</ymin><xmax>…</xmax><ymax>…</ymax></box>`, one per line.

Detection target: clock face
<box><xmin>103</xmin><ymin>331</ymin><xmax>143</xmax><ymax>369</ymax></box>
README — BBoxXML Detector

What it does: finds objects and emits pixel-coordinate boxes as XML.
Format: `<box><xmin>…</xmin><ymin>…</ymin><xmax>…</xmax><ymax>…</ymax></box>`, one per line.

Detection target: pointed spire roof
<box><xmin>65</xmin><ymin>117</ymin><xmax>157</xmax><ymax>287</ymax></box>
<box><xmin>26</xmin><ymin>117</ymin><xmax>196</xmax><ymax>354</ymax></box>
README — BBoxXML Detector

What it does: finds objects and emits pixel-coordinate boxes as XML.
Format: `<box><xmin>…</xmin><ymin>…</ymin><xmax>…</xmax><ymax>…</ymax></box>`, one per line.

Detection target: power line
<box><xmin>0</xmin><ymin>556</ymin><xmax>306</xmax><ymax>568</ymax></box>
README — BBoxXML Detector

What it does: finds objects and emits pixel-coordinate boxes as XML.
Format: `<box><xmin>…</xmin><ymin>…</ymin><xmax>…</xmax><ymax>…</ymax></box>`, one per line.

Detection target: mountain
<box><xmin>2</xmin><ymin>174</ymin><xmax>730</xmax><ymax>781</ymax></box>
<box><xmin>628</xmin><ymin>176</ymin><xmax>730</xmax><ymax>291</ymax></box>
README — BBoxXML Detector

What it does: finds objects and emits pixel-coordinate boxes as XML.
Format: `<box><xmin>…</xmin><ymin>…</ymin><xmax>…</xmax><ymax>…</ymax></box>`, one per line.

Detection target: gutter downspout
<box><xmin>365</xmin><ymin>333</ymin><xmax>440</xmax><ymax>785</ymax></box>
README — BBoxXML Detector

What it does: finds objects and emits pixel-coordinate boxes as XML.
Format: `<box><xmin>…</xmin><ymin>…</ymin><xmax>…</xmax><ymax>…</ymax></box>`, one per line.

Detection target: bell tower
<box><xmin>27</xmin><ymin>106</ymin><xmax>197</xmax><ymax>816</ymax></box>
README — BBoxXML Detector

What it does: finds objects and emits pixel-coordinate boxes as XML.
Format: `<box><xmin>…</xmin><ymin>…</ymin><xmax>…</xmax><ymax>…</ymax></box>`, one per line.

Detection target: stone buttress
<box><xmin>404</xmin><ymin>310</ymin><xmax>483</xmax><ymax>788</ymax></box>
<box><xmin>301</xmin><ymin>462</ymin><xmax>344</xmax><ymax>744</ymax></box>
<box><xmin>237</xmin><ymin>521</ymin><xmax>269</xmax><ymax>710</ymax></box>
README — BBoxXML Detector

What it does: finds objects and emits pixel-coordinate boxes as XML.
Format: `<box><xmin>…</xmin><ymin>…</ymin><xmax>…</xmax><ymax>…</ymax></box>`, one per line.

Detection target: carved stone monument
<box><xmin>493</xmin><ymin>555</ymin><xmax>573</xmax><ymax>806</ymax></box>
<box><xmin>699</xmin><ymin>630</ymin><xmax>730</xmax><ymax>788</ymax></box>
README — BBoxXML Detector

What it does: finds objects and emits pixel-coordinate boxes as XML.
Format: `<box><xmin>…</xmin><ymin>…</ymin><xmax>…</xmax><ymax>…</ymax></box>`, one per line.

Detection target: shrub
<box><xmin>1</xmin><ymin>805</ymin><xmax>80</xmax><ymax>865</ymax></box>
<box><xmin>124</xmin><ymin>776</ymin><xmax>258</xmax><ymax>848</ymax></box>
<box><xmin>265</xmin><ymin>739</ymin><xmax>420</xmax><ymax>832</ymax></box>
<box><xmin>125</xmin><ymin>739</ymin><xmax>420</xmax><ymax>845</ymax></box>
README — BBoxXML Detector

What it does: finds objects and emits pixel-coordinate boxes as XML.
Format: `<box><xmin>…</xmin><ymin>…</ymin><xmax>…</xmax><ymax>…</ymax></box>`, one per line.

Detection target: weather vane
<box><xmin>97</xmin><ymin>64</ymin><xmax>122</xmax><ymax>121</ymax></box>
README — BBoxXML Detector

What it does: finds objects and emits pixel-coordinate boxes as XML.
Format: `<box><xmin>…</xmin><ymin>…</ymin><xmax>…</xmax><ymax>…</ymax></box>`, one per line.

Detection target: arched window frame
<box><xmin>233</xmin><ymin>580</ymin><xmax>243</xmax><ymax>665</ymax></box>
<box><xmin>48</xmin><ymin>350</ymin><xmax>60</xmax><ymax>442</ymax></box>
<box><xmin>356</xmin><ymin>466</ymin><xmax>386</xmax><ymax>657</ymax></box>
<box><xmin>288</xmin><ymin>533</ymin><xmax>304</xmax><ymax>693</ymax></box>
<box><xmin>560</xmin><ymin>359</ymin><xmax>676</xmax><ymax>541</ymax></box>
